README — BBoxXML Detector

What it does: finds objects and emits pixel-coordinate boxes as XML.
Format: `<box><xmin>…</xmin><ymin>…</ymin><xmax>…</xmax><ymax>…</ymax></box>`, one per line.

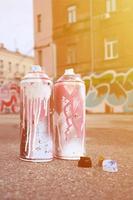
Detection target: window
<box><xmin>38</xmin><ymin>50</ymin><xmax>43</xmax><ymax>65</ymax></box>
<box><xmin>37</xmin><ymin>14</ymin><xmax>42</xmax><ymax>32</ymax></box>
<box><xmin>23</xmin><ymin>65</ymin><xmax>26</xmax><ymax>73</ymax></box>
<box><xmin>67</xmin><ymin>45</ymin><xmax>76</xmax><ymax>64</ymax></box>
<box><xmin>8</xmin><ymin>62</ymin><xmax>12</xmax><ymax>73</ymax></box>
<box><xmin>0</xmin><ymin>60</ymin><xmax>4</xmax><ymax>69</ymax></box>
<box><xmin>106</xmin><ymin>0</ymin><xmax>116</xmax><ymax>13</ymax></box>
<box><xmin>67</xmin><ymin>6</ymin><xmax>76</xmax><ymax>23</ymax></box>
<box><xmin>104</xmin><ymin>39</ymin><xmax>118</xmax><ymax>60</ymax></box>
<box><xmin>16</xmin><ymin>63</ymin><xmax>19</xmax><ymax>72</ymax></box>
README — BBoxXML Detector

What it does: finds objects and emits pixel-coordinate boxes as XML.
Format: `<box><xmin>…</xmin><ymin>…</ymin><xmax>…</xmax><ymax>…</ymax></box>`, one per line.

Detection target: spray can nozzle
<box><xmin>31</xmin><ymin>65</ymin><xmax>42</xmax><ymax>72</ymax></box>
<box><xmin>64</xmin><ymin>68</ymin><xmax>75</xmax><ymax>75</ymax></box>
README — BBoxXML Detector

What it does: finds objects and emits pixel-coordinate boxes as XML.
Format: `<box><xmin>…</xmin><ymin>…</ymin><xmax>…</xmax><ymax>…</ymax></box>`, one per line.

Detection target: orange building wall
<box><xmin>52</xmin><ymin>0</ymin><xmax>90</xmax><ymax>77</ymax></box>
<box><xmin>33</xmin><ymin>0</ymin><xmax>56</xmax><ymax>77</ymax></box>
<box><xmin>93</xmin><ymin>0</ymin><xmax>133</xmax><ymax>73</ymax></box>
<box><xmin>34</xmin><ymin>0</ymin><xmax>133</xmax><ymax>77</ymax></box>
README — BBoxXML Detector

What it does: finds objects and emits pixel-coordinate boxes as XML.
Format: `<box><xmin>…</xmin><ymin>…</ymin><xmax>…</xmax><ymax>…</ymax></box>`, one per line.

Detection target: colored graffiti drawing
<box><xmin>0</xmin><ymin>82</ymin><xmax>20</xmax><ymax>113</ymax></box>
<box><xmin>83</xmin><ymin>69</ymin><xmax>133</xmax><ymax>113</ymax></box>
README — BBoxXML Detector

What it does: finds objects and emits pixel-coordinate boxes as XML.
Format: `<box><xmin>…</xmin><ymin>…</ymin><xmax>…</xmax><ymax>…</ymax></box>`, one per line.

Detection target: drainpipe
<box><xmin>90</xmin><ymin>0</ymin><xmax>94</xmax><ymax>74</ymax></box>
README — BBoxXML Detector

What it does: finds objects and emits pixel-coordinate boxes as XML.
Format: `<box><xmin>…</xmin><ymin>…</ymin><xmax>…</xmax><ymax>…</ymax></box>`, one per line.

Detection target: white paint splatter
<box><xmin>21</xmin><ymin>80</ymin><xmax>53</xmax><ymax>159</ymax></box>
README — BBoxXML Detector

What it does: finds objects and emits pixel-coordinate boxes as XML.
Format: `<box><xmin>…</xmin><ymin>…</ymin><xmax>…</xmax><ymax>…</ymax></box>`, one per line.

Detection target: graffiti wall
<box><xmin>83</xmin><ymin>69</ymin><xmax>133</xmax><ymax>113</ymax></box>
<box><xmin>0</xmin><ymin>82</ymin><xmax>20</xmax><ymax>113</ymax></box>
<box><xmin>0</xmin><ymin>69</ymin><xmax>133</xmax><ymax>114</ymax></box>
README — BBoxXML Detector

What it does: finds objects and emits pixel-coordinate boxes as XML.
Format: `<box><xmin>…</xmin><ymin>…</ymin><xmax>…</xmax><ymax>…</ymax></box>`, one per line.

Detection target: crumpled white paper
<box><xmin>102</xmin><ymin>159</ymin><xmax>118</xmax><ymax>172</ymax></box>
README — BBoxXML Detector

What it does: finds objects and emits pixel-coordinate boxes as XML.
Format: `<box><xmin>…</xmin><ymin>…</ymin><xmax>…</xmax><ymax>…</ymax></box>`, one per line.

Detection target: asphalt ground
<box><xmin>0</xmin><ymin>114</ymin><xmax>133</xmax><ymax>200</ymax></box>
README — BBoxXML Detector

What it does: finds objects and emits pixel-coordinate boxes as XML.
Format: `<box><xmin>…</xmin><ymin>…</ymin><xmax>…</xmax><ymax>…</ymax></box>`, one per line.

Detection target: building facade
<box><xmin>92</xmin><ymin>0</ymin><xmax>133</xmax><ymax>73</ymax></box>
<box><xmin>0</xmin><ymin>43</ymin><xmax>33</xmax><ymax>113</ymax></box>
<box><xmin>33</xmin><ymin>0</ymin><xmax>133</xmax><ymax>77</ymax></box>
<box><xmin>0</xmin><ymin>43</ymin><xmax>33</xmax><ymax>84</ymax></box>
<box><xmin>33</xmin><ymin>0</ymin><xmax>56</xmax><ymax>77</ymax></box>
<box><xmin>52</xmin><ymin>0</ymin><xmax>90</xmax><ymax>77</ymax></box>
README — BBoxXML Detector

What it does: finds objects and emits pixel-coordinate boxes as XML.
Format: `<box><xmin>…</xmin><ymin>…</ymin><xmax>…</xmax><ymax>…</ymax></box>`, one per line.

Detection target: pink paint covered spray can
<box><xmin>53</xmin><ymin>69</ymin><xmax>86</xmax><ymax>160</ymax></box>
<box><xmin>20</xmin><ymin>66</ymin><xmax>53</xmax><ymax>162</ymax></box>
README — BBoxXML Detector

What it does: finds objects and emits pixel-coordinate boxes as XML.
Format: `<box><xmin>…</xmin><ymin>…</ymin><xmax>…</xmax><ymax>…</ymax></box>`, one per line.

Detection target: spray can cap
<box><xmin>31</xmin><ymin>65</ymin><xmax>42</xmax><ymax>72</ymax></box>
<box><xmin>64</xmin><ymin>68</ymin><xmax>75</xmax><ymax>75</ymax></box>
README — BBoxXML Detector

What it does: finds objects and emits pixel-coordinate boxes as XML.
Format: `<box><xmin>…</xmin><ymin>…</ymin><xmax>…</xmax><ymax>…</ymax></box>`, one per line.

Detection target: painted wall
<box><xmin>83</xmin><ymin>69</ymin><xmax>133</xmax><ymax>113</ymax></box>
<box><xmin>0</xmin><ymin>82</ymin><xmax>20</xmax><ymax>113</ymax></box>
<box><xmin>1</xmin><ymin>68</ymin><xmax>132</xmax><ymax>114</ymax></box>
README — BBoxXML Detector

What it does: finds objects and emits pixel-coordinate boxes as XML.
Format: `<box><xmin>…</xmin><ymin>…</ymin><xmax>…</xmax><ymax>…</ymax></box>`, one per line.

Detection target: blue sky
<box><xmin>0</xmin><ymin>0</ymin><xmax>34</xmax><ymax>56</ymax></box>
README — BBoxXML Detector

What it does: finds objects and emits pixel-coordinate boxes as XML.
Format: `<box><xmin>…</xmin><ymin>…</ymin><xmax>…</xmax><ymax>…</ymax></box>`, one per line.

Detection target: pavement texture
<box><xmin>0</xmin><ymin>114</ymin><xmax>133</xmax><ymax>200</ymax></box>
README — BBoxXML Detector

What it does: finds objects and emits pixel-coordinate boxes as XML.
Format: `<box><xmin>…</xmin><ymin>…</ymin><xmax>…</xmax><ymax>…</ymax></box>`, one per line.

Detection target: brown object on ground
<box><xmin>98</xmin><ymin>155</ymin><xmax>105</xmax><ymax>167</ymax></box>
<box><xmin>78</xmin><ymin>156</ymin><xmax>92</xmax><ymax>168</ymax></box>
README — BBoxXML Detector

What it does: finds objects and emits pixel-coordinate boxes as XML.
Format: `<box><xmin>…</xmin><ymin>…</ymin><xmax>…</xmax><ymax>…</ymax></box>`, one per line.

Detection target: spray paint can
<box><xmin>20</xmin><ymin>66</ymin><xmax>53</xmax><ymax>162</ymax></box>
<box><xmin>53</xmin><ymin>69</ymin><xmax>86</xmax><ymax>160</ymax></box>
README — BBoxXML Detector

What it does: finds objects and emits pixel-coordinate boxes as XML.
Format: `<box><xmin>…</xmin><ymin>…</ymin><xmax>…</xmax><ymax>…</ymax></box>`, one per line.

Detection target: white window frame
<box><xmin>106</xmin><ymin>0</ymin><xmax>116</xmax><ymax>13</ymax></box>
<box><xmin>104</xmin><ymin>39</ymin><xmax>118</xmax><ymax>60</ymax></box>
<box><xmin>67</xmin><ymin>6</ymin><xmax>77</xmax><ymax>24</ymax></box>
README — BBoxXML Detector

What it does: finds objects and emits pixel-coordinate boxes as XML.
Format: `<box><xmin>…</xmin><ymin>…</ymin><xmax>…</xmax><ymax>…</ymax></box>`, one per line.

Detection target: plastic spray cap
<box><xmin>31</xmin><ymin>65</ymin><xmax>42</xmax><ymax>72</ymax></box>
<box><xmin>64</xmin><ymin>68</ymin><xmax>75</xmax><ymax>75</ymax></box>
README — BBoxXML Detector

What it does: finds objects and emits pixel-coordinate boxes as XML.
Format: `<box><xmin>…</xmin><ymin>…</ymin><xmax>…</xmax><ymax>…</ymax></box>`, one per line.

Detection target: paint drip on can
<box><xmin>20</xmin><ymin>65</ymin><xmax>53</xmax><ymax>162</ymax></box>
<box><xmin>53</xmin><ymin>68</ymin><xmax>86</xmax><ymax>160</ymax></box>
